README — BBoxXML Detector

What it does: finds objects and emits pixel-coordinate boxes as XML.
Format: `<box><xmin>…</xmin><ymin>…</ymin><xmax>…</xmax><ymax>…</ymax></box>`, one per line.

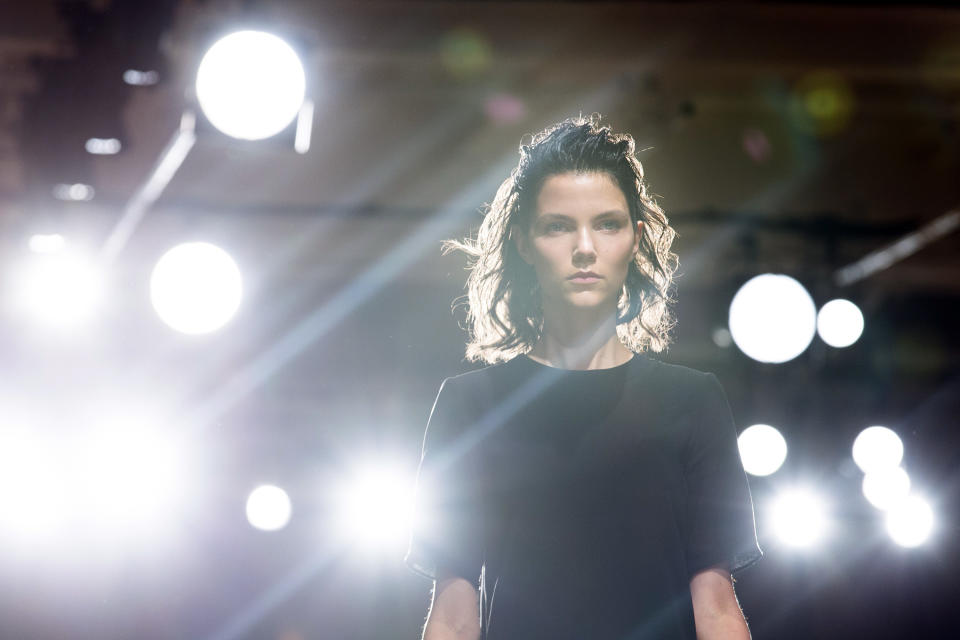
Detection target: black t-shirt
<box><xmin>405</xmin><ymin>352</ymin><xmax>763</xmax><ymax>640</ymax></box>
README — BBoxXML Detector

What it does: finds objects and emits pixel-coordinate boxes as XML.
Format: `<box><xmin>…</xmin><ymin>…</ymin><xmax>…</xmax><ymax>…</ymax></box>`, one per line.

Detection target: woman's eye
<box><xmin>545</xmin><ymin>222</ymin><xmax>566</xmax><ymax>232</ymax></box>
<box><xmin>600</xmin><ymin>221</ymin><xmax>620</xmax><ymax>230</ymax></box>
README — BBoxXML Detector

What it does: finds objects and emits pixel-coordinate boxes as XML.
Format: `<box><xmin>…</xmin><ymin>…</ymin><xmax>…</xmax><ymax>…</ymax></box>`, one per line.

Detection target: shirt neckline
<box><xmin>518</xmin><ymin>352</ymin><xmax>637</xmax><ymax>372</ymax></box>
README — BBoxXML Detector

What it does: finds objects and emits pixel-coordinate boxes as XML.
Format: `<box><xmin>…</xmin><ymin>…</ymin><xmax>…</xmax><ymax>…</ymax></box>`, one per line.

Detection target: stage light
<box><xmin>52</xmin><ymin>183</ymin><xmax>95</xmax><ymax>201</ymax></box>
<box><xmin>85</xmin><ymin>138</ymin><xmax>122</xmax><ymax>155</ymax></box>
<box><xmin>196</xmin><ymin>30</ymin><xmax>306</xmax><ymax>140</ymax></box>
<box><xmin>28</xmin><ymin>233</ymin><xmax>66</xmax><ymax>254</ymax></box>
<box><xmin>885</xmin><ymin>494</ymin><xmax>934</xmax><ymax>548</ymax></box>
<box><xmin>769</xmin><ymin>488</ymin><xmax>829</xmax><ymax>548</ymax></box>
<box><xmin>74</xmin><ymin>422</ymin><xmax>187</xmax><ymax>532</ymax></box>
<box><xmin>852</xmin><ymin>426</ymin><xmax>903</xmax><ymax>474</ymax></box>
<box><xmin>728</xmin><ymin>274</ymin><xmax>817</xmax><ymax>363</ymax></box>
<box><xmin>150</xmin><ymin>241</ymin><xmax>242</xmax><ymax>334</ymax></box>
<box><xmin>123</xmin><ymin>69</ymin><xmax>159</xmax><ymax>86</ymax></box>
<box><xmin>790</xmin><ymin>70</ymin><xmax>855</xmax><ymax>137</ymax></box>
<box><xmin>862</xmin><ymin>466</ymin><xmax>910</xmax><ymax>511</ymax></box>
<box><xmin>737</xmin><ymin>424</ymin><xmax>788</xmax><ymax>476</ymax></box>
<box><xmin>333</xmin><ymin>463</ymin><xmax>417</xmax><ymax>550</ymax></box>
<box><xmin>0</xmin><ymin>425</ymin><xmax>66</xmax><ymax>543</ymax></box>
<box><xmin>817</xmin><ymin>299</ymin><xmax>864</xmax><ymax>348</ymax></box>
<box><xmin>246</xmin><ymin>485</ymin><xmax>292</xmax><ymax>531</ymax></box>
<box><xmin>10</xmin><ymin>251</ymin><xmax>104</xmax><ymax>330</ymax></box>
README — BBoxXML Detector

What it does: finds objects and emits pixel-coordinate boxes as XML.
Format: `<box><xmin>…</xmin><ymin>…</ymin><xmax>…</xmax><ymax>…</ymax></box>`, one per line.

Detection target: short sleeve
<box><xmin>683</xmin><ymin>372</ymin><xmax>763</xmax><ymax>579</ymax></box>
<box><xmin>404</xmin><ymin>377</ymin><xmax>485</xmax><ymax>584</ymax></box>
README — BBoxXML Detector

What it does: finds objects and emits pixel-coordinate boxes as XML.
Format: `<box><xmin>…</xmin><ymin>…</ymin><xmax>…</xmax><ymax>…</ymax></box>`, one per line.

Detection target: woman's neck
<box><xmin>526</xmin><ymin>310</ymin><xmax>632</xmax><ymax>370</ymax></box>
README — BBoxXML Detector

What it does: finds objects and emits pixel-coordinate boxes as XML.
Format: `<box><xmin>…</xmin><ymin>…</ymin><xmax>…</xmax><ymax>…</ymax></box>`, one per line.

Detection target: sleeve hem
<box><xmin>687</xmin><ymin>545</ymin><xmax>764</xmax><ymax>580</ymax></box>
<box><xmin>404</xmin><ymin>549</ymin><xmax>437</xmax><ymax>581</ymax></box>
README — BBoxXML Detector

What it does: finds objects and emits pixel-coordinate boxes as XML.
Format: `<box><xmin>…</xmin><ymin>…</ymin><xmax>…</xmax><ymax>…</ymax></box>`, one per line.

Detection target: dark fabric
<box><xmin>405</xmin><ymin>353</ymin><xmax>763</xmax><ymax>640</ymax></box>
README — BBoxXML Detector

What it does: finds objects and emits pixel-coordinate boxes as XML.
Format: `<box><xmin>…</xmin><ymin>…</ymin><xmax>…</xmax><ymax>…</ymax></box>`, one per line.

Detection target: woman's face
<box><xmin>514</xmin><ymin>171</ymin><xmax>642</xmax><ymax>313</ymax></box>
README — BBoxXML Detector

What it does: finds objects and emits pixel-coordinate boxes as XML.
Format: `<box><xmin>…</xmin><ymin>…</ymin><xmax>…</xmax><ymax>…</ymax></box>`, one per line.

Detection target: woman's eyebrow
<box><xmin>538</xmin><ymin>210</ymin><xmax>628</xmax><ymax>221</ymax></box>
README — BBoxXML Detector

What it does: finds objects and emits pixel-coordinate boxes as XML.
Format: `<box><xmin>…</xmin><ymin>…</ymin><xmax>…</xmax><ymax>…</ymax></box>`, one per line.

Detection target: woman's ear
<box><xmin>513</xmin><ymin>225</ymin><xmax>531</xmax><ymax>264</ymax></box>
<box><xmin>633</xmin><ymin>220</ymin><xmax>644</xmax><ymax>256</ymax></box>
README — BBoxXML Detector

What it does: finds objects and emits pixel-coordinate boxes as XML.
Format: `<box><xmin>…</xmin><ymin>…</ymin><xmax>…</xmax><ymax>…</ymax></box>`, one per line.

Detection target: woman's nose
<box><xmin>575</xmin><ymin>227</ymin><xmax>597</xmax><ymax>254</ymax></box>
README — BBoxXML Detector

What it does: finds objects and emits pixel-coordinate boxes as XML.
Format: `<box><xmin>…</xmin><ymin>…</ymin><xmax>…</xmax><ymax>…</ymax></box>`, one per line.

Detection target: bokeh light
<box><xmin>28</xmin><ymin>233</ymin><xmax>66</xmax><ymax>254</ymax></box>
<box><xmin>728</xmin><ymin>274</ymin><xmax>817</xmax><ymax>363</ymax></box>
<box><xmin>246</xmin><ymin>485</ymin><xmax>292</xmax><ymax>531</ymax></box>
<box><xmin>885</xmin><ymin>494</ymin><xmax>934</xmax><ymax>548</ymax></box>
<box><xmin>790</xmin><ymin>70</ymin><xmax>855</xmax><ymax>137</ymax></box>
<box><xmin>742</xmin><ymin>128</ymin><xmax>772</xmax><ymax>163</ymax></box>
<box><xmin>439</xmin><ymin>27</ymin><xmax>491</xmax><ymax>79</ymax></box>
<box><xmin>817</xmin><ymin>298</ymin><xmax>864</xmax><ymax>348</ymax></box>
<box><xmin>73</xmin><ymin>421</ymin><xmax>188</xmax><ymax>533</ymax></box>
<box><xmin>484</xmin><ymin>92</ymin><xmax>526</xmax><ymax>124</ymax></box>
<box><xmin>196</xmin><ymin>30</ymin><xmax>306</xmax><ymax>140</ymax></box>
<box><xmin>9</xmin><ymin>251</ymin><xmax>104</xmax><ymax>330</ymax></box>
<box><xmin>862</xmin><ymin>466</ymin><xmax>911</xmax><ymax>511</ymax></box>
<box><xmin>0</xmin><ymin>423</ymin><xmax>67</xmax><ymax>543</ymax></box>
<box><xmin>738</xmin><ymin>424</ymin><xmax>788</xmax><ymax>477</ymax></box>
<box><xmin>334</xmin><ymin>463</ymin><xmax>417</xmax><ymax>551</ymax></box>
<box><xmin>768</xmin><ymin>488</ymin><xmax>830</xmax><ymax>548</ymax></box>
<box><xmin>150</xmin><ymin>242</ymin><xmax>242</xmax><ymax>335</ymax></box>
<box><xmin>852</xmin><ymin>426</ymin><xmax>903</xmax><ymax>474</ymax></box>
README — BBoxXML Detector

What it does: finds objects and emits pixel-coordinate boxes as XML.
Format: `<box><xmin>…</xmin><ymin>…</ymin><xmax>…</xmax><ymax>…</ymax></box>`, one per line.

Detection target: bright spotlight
<box><xmin>737</xmin><ymin>424</ymin><xmax>788</xmax><ymax>476</ymax></box>
<box><xmin>246</xmin><ymin>485</ymin><xmax>292</xmax><ymax>531</ymax></box>
<box><xmin>885</xmin><ymin>494</ymin><xmax>934</xmax><ymax>548</ymax></box>
<box><xmin>150</xmin><ymin>242</ymin><xmax>242</xmax><ymax>334</ymax></box>
<box><xmin>728</xmin><ymin>274</ymin><xmax>817</xmax><ymax>363</ymax></box>
<box><xmin>123</xmin><ymin>69</ymin><xmax>159</xmax><ymax>86</ymax></box>
<box><xmin>28</xmin><ymin>234</ymin><xmax>66</xmax><ymax>254</ymax></box>
<box><xmin>85</xmin><ymin>138</ymin><xmax>122</xmax><ymax>155</ymax></box>
<box><xmin>74</xmin><ymin>423</ymin><xmax>187</xmax><ymax>531</ymax></box>
<box><xmin>769</xmin><ymin>489</ymin><xmax>829</xmax><ymax>548</ymax></box>
<box><xmin>817</xmin><ymin>299</ymin><xmax>864</xmax><ymax>348</ymax></box>
<box><xmin>0</xmin><ymin>425</ymin><xmax>67</xmax><ymax>542</ymax></box>
<box><xmin>52</xmin><ymin>183</ymin><xmax>95</xmax><ymax>201</ymax></box>
<box><xmin>862</xmin><ymin>466</ymin><xmax>910</xmax><ymax>511</ymax></box>
<box><xmin>196</xmin><ymin>30</ymin><xmax>306</xmax><ymax>140</ymax></box>
<box><xmin>10</xmin><ymin>252</ymin><xmax>104</xmax><ymax>330</ymax></box>
<box><xmin>852</xmin><ymin>426</ymin><xmax>903</xmax><ymax>474</ymax></box>
<box><xmin>334</xmin><ymin>464</ymin><xmax>417</xmax><ymax>550</ymax></box>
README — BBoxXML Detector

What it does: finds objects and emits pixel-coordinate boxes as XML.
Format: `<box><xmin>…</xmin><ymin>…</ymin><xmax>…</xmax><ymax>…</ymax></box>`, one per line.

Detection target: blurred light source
<box><xmin>150</xmin><ymin>242</ymin><xmax>242</xmax><ymax>334</ymax></box>
<box><xmin>0</xmin><ymin>425</ymin><xmax>66</xmax><ymax>543</ymax></box>
<box><xmin>791</xmin><ymin>70</ymin><xmax>855</xmax><ymax>137</ymax></box>
<box><xmin>52</xmin><ymin>183</ymin><xmax>95</xmax><ymax>201</ymax></box>
<box><xmin>439</xmin><ymin>27</ymin><xmax>491</xmax><ymax>79</ymax></box>
<box><xmin>85</xmin><ymin>137</ymin><xmax>122</xmax><ymax>155</ymax></box>
<box><xmin>729</xmin><ymin>274</ymin><xmax>817</xmax><ymax>363</ymax></box>
<box><xmin>741</xmin><ymin>128</ymin><xmax>772</xmax><ymax>163</ymax></box>
<box><xmin>294</xmin><ymin>98</ymin><xmax>314</xmax><ymax>154</ymax></box>
<box><xmin>196</xmin><ymin>30</ymin><xmax>306</xmax><ymax>140</ymax></box>
<box><xmin>334</xmin><ymin>463</ymin><xmax>416</xmax><ymax>550</ymax></box>
<box><xmin>768</xmin><ymin>488</ymin><xmax>829</xmax><ymax>548</ymax></box>
<box><xmin>74</xmin><ymin>422</ymin><xmax>186</xmax><ymax>532</ymax></box>
<box><xmin>711</xmin><ymin>326</ymin><xmax>732</xmax><ymax>348</ymax></box>
<box><xmin>123</xmin><ymin>69</ymin><xmax>159</xmax><ymax>86</ymax></box>
<box><xmin>246</xmin><ymin>485</ymin><xmax>292</xmax><ymax>531</ymax></box>
<box><xmin>737</xmin><ymin>424</ymin><xmax>788</xmax><ymax>476</ymax></box>
<box><xmin>10</xmin><ymin>252</ymin><xmax>104</xmax><ymax>330</ymax></box>
<box><xmin>28</xmin><ymin>234</ymin><xmax>66</xmax><ymax>254</ymax></box>
<box><xmin>484</xmin><ymin>92</ymin><xmax>526</xmax><ymax>124</ymax></box>
<box><xmin>862</xmin><ymin>466</ymin><xmax>911</xmax><ymax>511</ymax></box>
<box><xmin>817</xmin><ymin>298</ymin><xmax>864</xmax><ymax>348</ymax></box>
<box><xmin>885</xmin><ymin>494</ymin><xmax>934</xmax><ymax>548</ymax></box>
<box><xmin>852</xmin><ymin>426</ymin><xmax>903</xmax><ymax>474</ymax></box>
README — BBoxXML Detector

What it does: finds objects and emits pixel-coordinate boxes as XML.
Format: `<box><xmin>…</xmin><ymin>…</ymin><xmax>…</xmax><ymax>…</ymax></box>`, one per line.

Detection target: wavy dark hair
<box><xmin>442</xmin><ymin>113</ymin><xmax>679</xmax><ymax>365</ymax></box>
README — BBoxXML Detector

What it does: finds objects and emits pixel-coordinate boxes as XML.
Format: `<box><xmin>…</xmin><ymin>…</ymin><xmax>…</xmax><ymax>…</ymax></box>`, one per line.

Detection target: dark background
<box><xmin>0</xmin><ymin>1</ymin><xmax>957</xmax><ymax>638</ymax></box>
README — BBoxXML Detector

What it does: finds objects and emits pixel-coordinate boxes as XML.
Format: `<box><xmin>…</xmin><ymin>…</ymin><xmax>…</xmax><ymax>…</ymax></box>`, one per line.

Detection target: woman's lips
<box><xmin>569</xmin><ymin>276</ymin><xmax>601</xmax><ymax>284</ymax></box>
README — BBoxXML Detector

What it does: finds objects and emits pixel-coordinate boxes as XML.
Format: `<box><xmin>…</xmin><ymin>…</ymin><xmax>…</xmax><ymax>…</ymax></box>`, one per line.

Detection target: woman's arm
<box><xmin>422</xmin><ymin>573</ymin><xmax>482</xmax><ymax>640</ymax></box>
<box><xmin>689</xmin><ymin>564</ymin><xmax>751</xmax><ymax>640</ymax></box>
